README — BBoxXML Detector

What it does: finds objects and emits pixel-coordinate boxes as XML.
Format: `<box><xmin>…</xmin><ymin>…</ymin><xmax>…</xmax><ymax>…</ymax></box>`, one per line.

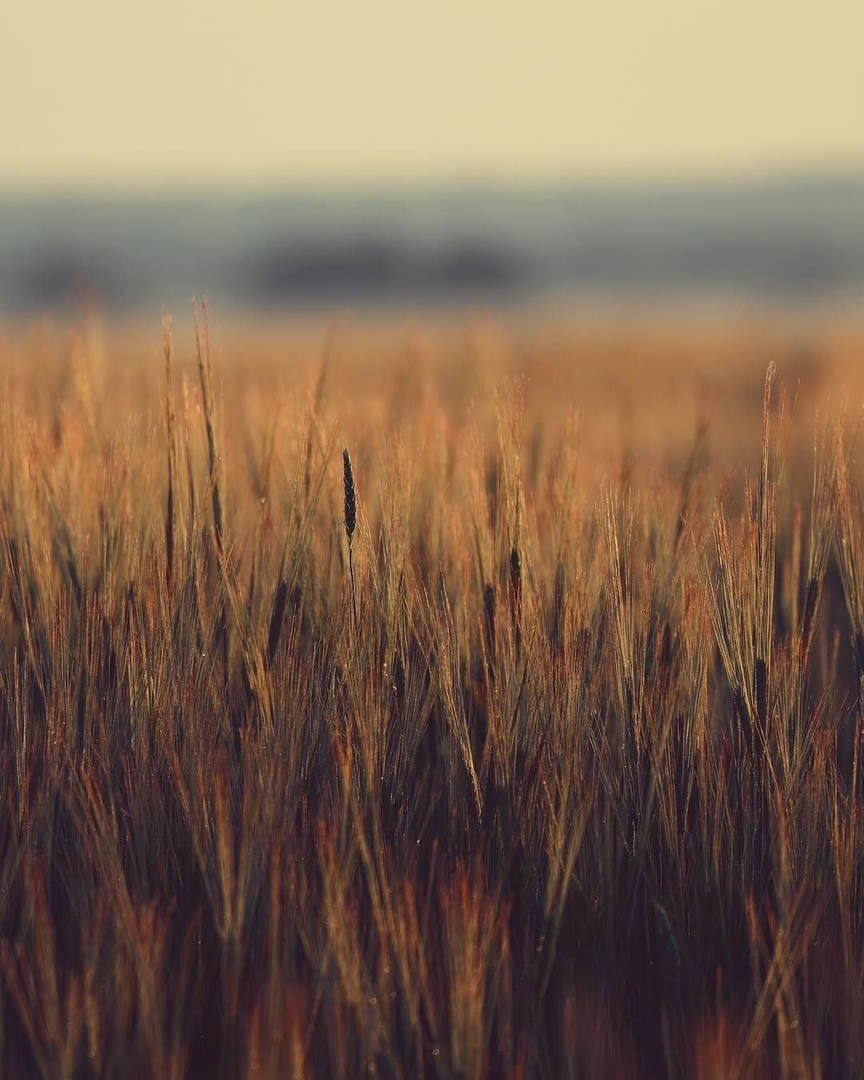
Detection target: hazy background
<box><xmin>2</xmin><ymin>0</ymin><xmax>864</xmax><ymax>317</ymax></box>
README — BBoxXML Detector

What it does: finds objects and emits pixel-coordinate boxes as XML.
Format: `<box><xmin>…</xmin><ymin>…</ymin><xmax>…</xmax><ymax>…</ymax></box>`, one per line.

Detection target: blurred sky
<box><xmin>2</xmin><ymin>0</ymin><xmax>863</xmax><ymax>190</ymax></box>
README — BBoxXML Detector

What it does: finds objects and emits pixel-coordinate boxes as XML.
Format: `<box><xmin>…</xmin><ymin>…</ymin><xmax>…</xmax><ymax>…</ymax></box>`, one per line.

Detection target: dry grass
<box><xmin>2</xmin><ymin>309</ymin><xmax>864</xmax><ymax>1078</ymax></box>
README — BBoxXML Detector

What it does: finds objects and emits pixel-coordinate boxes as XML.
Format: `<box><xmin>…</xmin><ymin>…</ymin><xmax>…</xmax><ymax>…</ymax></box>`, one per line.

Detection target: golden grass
<box><xmin>1</xmin><ymin>308</ymin><xmax>864</xmax><ymax>1077</ymax></box>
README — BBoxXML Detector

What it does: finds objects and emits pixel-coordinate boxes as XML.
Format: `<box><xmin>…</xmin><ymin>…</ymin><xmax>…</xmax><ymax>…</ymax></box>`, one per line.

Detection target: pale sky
<box><xmin>2</xmin><ymin>0</ymin><xmax>863</xmax><ymax>189</ymax></box>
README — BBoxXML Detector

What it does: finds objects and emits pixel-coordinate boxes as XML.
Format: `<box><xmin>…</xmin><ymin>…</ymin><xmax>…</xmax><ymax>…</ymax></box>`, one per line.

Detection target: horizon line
<box><xmin>3</xmin><ymin>163</ymin><xmax>864</xmax><ymax>201</ymax></box>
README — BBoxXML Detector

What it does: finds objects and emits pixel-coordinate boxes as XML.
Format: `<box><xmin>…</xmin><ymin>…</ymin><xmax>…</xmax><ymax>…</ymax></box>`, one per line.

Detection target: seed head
<box><xmin>343</xmin><ymin>448</ymin><xmax>357</xmax><ymax>542</ymax></box>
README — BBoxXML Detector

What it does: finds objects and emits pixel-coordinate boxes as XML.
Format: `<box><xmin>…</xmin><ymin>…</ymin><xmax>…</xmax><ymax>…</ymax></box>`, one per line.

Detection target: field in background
<box><xmin>2</xmin><ymin>308</ymin><xmax>864</xmax><ymax>1077</ymax></box>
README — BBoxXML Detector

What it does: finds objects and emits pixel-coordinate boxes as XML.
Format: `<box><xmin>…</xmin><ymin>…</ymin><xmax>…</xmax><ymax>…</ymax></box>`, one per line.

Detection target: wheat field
<box><xmin>2</xmin><ymin>306</ymin><xmax>864</xmax><ymax>1078</ymax></box>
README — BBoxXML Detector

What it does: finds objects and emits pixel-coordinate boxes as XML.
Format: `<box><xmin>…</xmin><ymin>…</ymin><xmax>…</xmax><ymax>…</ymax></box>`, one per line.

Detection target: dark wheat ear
<box><xmin>343</xmin><ymin>449</ymin><xmax>357</xmax><ymax>543</ymax></box>
<box><xmin>163</xmin><ymin>314</ymin><xmax>176</xmax><ymax>595</ymax></box>
<box><xmin>343</xmin><ymin>448</ymin><xmax>358</xmax><ymax>632</ymax></box>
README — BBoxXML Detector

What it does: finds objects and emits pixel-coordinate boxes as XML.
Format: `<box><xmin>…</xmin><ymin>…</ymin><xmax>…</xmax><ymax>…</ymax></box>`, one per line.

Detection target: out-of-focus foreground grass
<box><xmin>2</xmin><ymin>307</ymin><xmax>864</xmax><ymax>1079</ymax></box>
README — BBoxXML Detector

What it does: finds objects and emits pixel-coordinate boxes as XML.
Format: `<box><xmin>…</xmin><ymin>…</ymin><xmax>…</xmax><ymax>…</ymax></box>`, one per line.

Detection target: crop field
<box><xmin>2</xmin><ymin>306</ymin><xmax>864</xmax><ymax>1078</ymax></box>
